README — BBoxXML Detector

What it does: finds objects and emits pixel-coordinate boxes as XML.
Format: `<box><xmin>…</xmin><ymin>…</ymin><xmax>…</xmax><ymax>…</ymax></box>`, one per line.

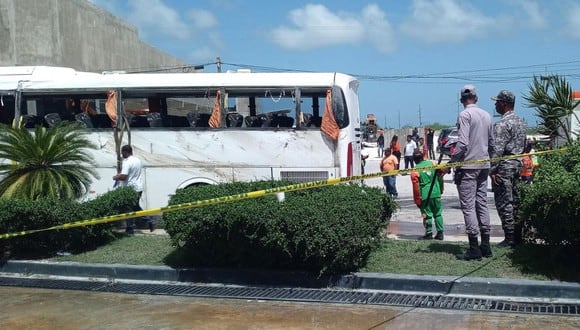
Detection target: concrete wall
<box><xmin>0</xmin><ymin>0</ymin><xmax>187</xmax><ymax>72</ymax></box>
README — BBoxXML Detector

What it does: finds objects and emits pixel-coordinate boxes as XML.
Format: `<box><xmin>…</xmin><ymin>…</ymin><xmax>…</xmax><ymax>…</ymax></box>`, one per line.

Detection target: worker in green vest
<box><xmin>411</xmin><ymin>151</ymin><xmax>445</xmax><ymax>240</ymax></box>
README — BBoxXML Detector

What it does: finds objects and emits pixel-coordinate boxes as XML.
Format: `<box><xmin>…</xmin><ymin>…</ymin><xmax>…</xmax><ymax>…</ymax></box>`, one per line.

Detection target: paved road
<box><xmin>3</xmin><ymin>286</ymin><xmax>579</xmax><ymax>330</ymax></box>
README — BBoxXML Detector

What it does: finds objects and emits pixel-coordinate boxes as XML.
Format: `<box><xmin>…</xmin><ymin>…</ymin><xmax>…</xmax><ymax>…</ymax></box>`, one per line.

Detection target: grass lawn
<box><xmin>52</xmin><ymin>235</ymin><xmax>580</xmax><ymax>282</ymax></box>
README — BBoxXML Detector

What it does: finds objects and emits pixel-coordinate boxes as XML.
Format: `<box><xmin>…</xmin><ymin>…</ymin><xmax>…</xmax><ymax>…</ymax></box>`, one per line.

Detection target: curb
<box><xmin>352</xmin><ymin>273</ymin><xmax>580</xmax><ymax>300</ymax></box>
<box><xmin>1</xmin><ymin>260</ymin><xmax>579</xmax><ymax>301</ymax></box>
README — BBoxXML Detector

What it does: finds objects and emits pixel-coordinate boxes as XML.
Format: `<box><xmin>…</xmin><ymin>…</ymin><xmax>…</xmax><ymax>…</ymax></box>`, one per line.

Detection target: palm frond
<box><xmin>523</xmin><ymin>75</ymin><xmax>578</xmax><ymax>143</ymax></box>
<box><xmin>0</xmin><ymin>122</ymin><xmax>99</xmax><ymax>200</ymax></box>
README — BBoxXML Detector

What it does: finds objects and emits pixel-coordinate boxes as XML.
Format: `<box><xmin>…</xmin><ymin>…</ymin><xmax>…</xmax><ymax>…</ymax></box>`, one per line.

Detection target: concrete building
<box><xmin>0</xmin><ymin>0</ymin><xmax>188</xmax><ymax>72</ymax></box>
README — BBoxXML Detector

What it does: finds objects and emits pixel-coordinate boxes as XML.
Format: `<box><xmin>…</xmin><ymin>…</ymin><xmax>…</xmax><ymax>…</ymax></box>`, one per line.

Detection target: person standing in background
<box><xmin>444</xmin><ymin>85</ymin><xmax>494</xmax><ymax>261</ymax></box>
<box><xmin>380</xmin><ymin>147</ymin><xmax>399</xmax><ymax>198</ymax></box>
<box><xmin>490</xmin><ymin>90</ymin><xmax>527</xmax><ymax>248</ymax></box>
<box><xmin>376</xmin><ymin>132</ymin><xmax>385</xmax><ymax>158</ymax></box>
<box><xmin>403</xmin><ymin>135</ymin><xmax>417</xmax><ymax>170</ymax></box>
<box><xmin>390</xmin><ymin>135</ymin><xmax>402</xmax><ymax>169</ymax></box>
<box><xmin>361</xmin><ymin>149</ymin><xmax>369</xmax><ymax>174</ymax></box>
<box><xmin>418</xmin><ymin>137</ymin><xmax>428</xmax><ymax>160</ymax></box>
<box><xmin>426</xmin><ymin>128</ymin><xmax>435</xmax><ymax>159</ymax></box>
<box><xmin>411</xmin><ymin>127</ymin><xmax>420</xmax><ymax>142</ymax></box>
<box><xmin>520</xmin><ymin>143</ymin><xmax>534</xmax><ymax>184</ymax></box>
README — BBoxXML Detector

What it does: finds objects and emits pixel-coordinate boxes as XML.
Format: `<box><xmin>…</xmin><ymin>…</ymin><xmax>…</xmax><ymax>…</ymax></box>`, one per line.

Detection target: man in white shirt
<box><xmin>113</xmin><ymin>145</ymin><xmax>151</xmax><ymax>234</ymax></box>
<box><xmin>403</xmin><ymin>134</ymin><xmax>418</xmax><ymax>169</ymax></box>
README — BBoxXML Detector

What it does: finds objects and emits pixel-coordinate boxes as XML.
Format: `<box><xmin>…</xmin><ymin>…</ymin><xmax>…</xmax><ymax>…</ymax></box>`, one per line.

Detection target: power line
<box><xmin>110</xmin><ymin>59</ymin><xmax>580</xmax><ymax>86</ymax></box>
<box><xmin>219</xmin><ymin>60</ymin><xmax>580</xmax><ymax>84</ymax></box>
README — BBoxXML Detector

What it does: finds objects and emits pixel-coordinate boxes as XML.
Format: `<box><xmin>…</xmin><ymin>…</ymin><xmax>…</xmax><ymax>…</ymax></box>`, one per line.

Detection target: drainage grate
<box><xmin>1</xmin><ymin>276</ymin><xmax>578</xmax><ymax>316</ymax></box>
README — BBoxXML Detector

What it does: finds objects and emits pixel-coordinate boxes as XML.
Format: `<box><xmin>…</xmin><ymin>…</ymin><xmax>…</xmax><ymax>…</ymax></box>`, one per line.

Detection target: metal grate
<box><xmin>280</xmin><ymin>171</ymin><xmax>329</xmax><ymax>183</ymax></box>
<box><xmin>1</xmin><ymin>276</ymin><xmax>578</xmax><ymax>316</ymax></box>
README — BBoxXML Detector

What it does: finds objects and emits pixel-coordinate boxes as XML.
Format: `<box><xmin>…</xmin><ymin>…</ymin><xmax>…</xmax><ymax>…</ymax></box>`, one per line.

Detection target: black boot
<box><xmin>434</xmin><ymin>232</ymin><xmax>444</xmax><ymax>240</ymax></box>
<box><xmin>480</xmin><ymin>233</ymin><xmax>492</xmax><ymax>258</ymax></box>
<box><xmin>456</xmin><ymin>235</ymin><xmax>482</xmax><ymax>261</ymax></box>
<box><xmin>125</xmin><ymin>226</ymin><xmax>134</xmax><ymax>235</ymax></box>
<box><xmin>497</xmin><ymin>232</ymin><xmax>515</xmax><ymax>248</ymax></box>
<box><xmin>421</xmin><ymin>233</ymin><xmax>433</xmax><ymax>240</ymax></box>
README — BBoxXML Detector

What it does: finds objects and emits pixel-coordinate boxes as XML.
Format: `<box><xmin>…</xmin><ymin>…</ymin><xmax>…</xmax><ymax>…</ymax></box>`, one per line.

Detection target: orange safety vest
<box><xmin>521</xmin><ymin>155</ymin><xmax>533</xmax><ymax>177</ymax></box>
<box><xmin>390</xmin><ymin>141</ymin><xmax>401</xmax><ymax>152</ymax></box>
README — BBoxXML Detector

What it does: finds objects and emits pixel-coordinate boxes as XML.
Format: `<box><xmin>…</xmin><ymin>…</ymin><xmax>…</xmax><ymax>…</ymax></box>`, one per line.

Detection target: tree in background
<box><xmin>0</xmin><ymin>122</ymin><xmax>99</xmax><ymax>200</ymax></box>
<box><xmin>523</xmin><ymin>75</ymin><xmax>580</xmax><ymax>144</ymax></box>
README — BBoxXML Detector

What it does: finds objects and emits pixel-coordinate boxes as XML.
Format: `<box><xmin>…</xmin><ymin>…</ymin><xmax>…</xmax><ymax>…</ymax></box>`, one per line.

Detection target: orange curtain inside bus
<box><xmin>80</xmin><ymin>99</ymin><xmax>97</xmax><ymax>115</ymax></box>
<box><xmin>209</xmin><ymin>90</ymin><xmax>221</xmax><ymax>128</ymax></box>
<box><xmin>321</xmin><ymin>89</ymin><xmax>339</xmax><ymax>140</ymax></box>
<box><xmin>105</xmin><ymin>91</ymin><xmax>118</xmax><ymax>126</ymax></box>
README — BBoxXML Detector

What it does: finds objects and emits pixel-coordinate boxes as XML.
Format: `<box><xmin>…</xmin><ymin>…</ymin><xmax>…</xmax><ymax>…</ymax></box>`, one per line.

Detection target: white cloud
<box><xmin>400</xmin><ymin>0</ymin><xmax>494</xmax><ymax>44</ymax></box>
<box><xmin>103</xmin><ymin>1</ymin><xmax>225</xmax><ymax>62</ymax></box>
<box><xmin>400</xmin><ymin>0</ymin><xmax>552</xmax><ymax>44</ymax></box>
<box><xmin>514</xmin><ymin>0</ymin><xmax>548</xmax><ymax>29</ymax></box>
<box><xmin>563</xmin><ymin>2</ymin><xmax>580</xmax><ymax>39</ymax></box>
<box><xmin>188</xmin><ymin>9</ymin><xmax>218</xmax><ymax>30</ymax></box>
<box><xmin>126</xmin><ymin>0</ymin><xmax>191</xmax><ymax>40</ymax></box>
<box><xmin>189</xmin><ymin>32</ymin><xmax>226</xmax><ymax>63</ymax></box>
<box><xmin>362</xmin><ymin>4</ymin><xmax>397</xmax><ymax>53</ymax></box>
<box><xmin>269</xmin><ymin>4</ymin><xmax>397</xmax><ymax>53</ymax></box>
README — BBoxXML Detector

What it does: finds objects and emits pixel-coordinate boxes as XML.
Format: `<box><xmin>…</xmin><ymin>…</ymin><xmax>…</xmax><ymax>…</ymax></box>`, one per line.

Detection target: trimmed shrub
<box><xmin>163</xmin><ymin>181</ymin><xmax>396</xmax><ymax>274</ymax></box>
<box><xmin>0</xmin><ymin>187</ymin><xmax>139</xmax><ymax>258</ymax></box>
<box><xmin>520</xmin><ymin>141</ymin><xmax>580</xmax><ymax>248</ymax></box>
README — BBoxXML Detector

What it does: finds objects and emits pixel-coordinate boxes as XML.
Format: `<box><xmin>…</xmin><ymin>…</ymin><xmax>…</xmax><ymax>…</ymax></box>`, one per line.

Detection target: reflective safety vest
<box><xmin>521</xmin><ymin>155</ymin><xmax>533</xmax><ymax>177</ymax></box>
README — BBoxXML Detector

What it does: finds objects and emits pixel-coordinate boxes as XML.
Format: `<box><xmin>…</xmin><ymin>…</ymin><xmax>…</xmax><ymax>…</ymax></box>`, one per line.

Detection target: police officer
<box><xmin>444</xmin><ymin>85</ymin><xmax>494</xmax><ymax>261</ymax></box>
<box><xmin>490</xmin><ymin>90</ymin><xmax>527</xmax><ymax>248</ymax></box>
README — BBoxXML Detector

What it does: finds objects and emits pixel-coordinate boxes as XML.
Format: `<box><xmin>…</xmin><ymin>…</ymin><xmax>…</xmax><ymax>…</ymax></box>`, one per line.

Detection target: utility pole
<box><xmin>418</xmin><ymin>105</ymin><xmax>422</xmax><ymax>127</ymax></box>
<box><xmin>398</xmin><ymin>110</ymin><xmax>401</xmax><ymax>129</ymax></box>
<box><xmin>216</xmin><ymin>57</ymin><xmax>222</xmax><ymax>73</ymax></box>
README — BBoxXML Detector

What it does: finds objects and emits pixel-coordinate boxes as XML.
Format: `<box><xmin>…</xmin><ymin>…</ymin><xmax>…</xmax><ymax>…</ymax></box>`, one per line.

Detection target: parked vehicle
<box><xmin>438</xmin><ymin>128</ymin><xmax>459</xmax><ymax>156</ymax></box>
<box><xmin>437</xmin><ymin>128</ymin><xmax>455</xmax><ymax>154</ymax></box>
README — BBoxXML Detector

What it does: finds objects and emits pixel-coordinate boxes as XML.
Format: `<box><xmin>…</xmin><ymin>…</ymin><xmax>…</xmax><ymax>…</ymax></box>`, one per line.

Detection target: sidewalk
<box><xmin>2</xmin><ymin>259</ymin><xmax>580</xmax><ymax>302</ymax></box>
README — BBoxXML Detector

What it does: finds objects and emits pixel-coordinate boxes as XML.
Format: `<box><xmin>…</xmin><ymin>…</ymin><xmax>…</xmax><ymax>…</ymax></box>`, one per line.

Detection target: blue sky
<box><xmin>89</xmin><ymin>0</ymin><xmax>580</xmax><ymax>128</ymax></box>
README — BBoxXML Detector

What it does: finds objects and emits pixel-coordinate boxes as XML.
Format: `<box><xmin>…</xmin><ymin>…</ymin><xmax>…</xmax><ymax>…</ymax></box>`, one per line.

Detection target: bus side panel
<box><xmin>84</xmin><ymin>130</ymin><xmax>340</xmax><ymax>209</ymax></box>
<box><xmin>88</xmin><ymin>130</ymin><xmax>336</xmax><ymax>168</ymax></box>
<box><xmin>145</xmin><ymin>167</ymin><xmax>273</xmax><ymax>209</ymax></box>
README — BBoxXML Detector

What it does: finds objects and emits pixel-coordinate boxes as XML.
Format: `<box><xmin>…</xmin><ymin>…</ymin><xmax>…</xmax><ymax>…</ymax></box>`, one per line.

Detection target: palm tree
<box><xmin>0</xmin><ymin>122</ymin><xmax>99</xmax><ymax>200</ymax></box>
<box><xmin>523</xmin><ymin>75</ymin><xmax>580</xmax><ymax>144</ymax></box>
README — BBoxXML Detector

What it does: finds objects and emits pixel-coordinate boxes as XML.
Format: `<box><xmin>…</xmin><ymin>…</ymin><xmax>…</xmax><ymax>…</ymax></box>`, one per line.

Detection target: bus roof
<box><xmin>0</xmin><ymin>66</ymin><xmax>101</xmax><ymax>92</ymax></box>
<box><xmin>3</xmin><ymin>67</ymin><xmax>356</xmax><ymax>92</ymax></box>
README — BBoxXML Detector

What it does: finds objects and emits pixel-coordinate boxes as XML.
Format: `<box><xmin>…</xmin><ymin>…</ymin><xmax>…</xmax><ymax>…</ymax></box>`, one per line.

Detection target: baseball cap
<box><xmin>460</xmin><ymin>84</ymin><xmax>477</xmax><ymax>97</ymax></box>
<box><xmin>491</xmin><ymin>90</ymin><xmax>515</xmax><ymax>103</ymax></box>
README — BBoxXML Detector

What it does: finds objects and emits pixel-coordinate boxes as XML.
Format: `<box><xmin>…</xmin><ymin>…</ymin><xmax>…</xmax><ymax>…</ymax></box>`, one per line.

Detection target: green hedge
<box><xmin>520</xmin><ymin>141</ymin><xmax>580</xmax><ymax>248</ymax></box>
<box><xmin>163</xmin><ymin>181</ymin><xmax>396</xmax><ymax>274</ymax></box>
<box><xmin>0</xmin><ymin>187</ymin><xmax>139</xmax><ymax>258</ymax></box>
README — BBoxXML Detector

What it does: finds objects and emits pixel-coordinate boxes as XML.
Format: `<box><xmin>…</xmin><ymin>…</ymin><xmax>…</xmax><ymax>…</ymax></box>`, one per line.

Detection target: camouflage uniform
<box><xmin>490</xmin><ymin>99</ymin><xmax>527</xmax><ymax>237</ymax></box>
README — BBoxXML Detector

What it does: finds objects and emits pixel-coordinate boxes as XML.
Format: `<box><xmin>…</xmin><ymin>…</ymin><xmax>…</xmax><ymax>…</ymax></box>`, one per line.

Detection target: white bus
<box><xmin>0</xmin><ymin>66</ymin><xmax>363</xmax><ymax>209</ymax></box>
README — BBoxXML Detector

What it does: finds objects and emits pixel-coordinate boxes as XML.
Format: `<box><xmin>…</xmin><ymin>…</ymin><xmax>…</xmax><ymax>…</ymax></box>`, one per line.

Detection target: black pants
<box><xmin>404</xmin><ymin>156</ymin><xmax>414</xmax><ymax>169</ymax></box>
<box><xmin>126</xmin><ymin>191</ymin><xmax>149</xmax><ymax>230</ymax></box>
<box><xmin>394</xmin><ymin>151</ymin><xmax>401</xmax><ymax>169</ymax></box>
<box><xmin>427</xmin><ymin>144</ymin><xmax>435</xmax><ymax>159</ymax></box>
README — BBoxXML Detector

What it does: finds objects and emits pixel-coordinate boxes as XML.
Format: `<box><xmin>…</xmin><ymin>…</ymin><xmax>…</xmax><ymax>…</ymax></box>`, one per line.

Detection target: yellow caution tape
<box><xmin>0</xmin><ymin>148</ymin><xmax>566</xmax><ymax>240</ymax></box>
